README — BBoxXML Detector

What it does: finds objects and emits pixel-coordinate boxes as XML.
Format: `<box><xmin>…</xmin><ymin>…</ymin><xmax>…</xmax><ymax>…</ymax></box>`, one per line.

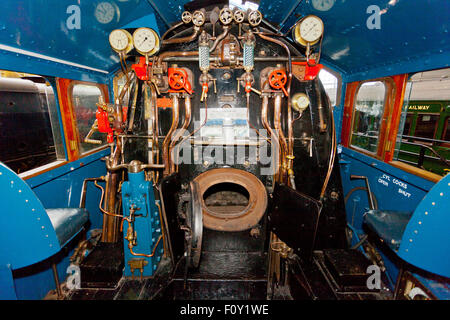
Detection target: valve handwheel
<box><xmin>269</xmin><ymin>69</ymin><xmax>288</xmax><ymax>96</ymax></box>
<box><xmin>168</xmin><ymin>69</ymin><xmax>193</xmax><ymax>94</ymax></box>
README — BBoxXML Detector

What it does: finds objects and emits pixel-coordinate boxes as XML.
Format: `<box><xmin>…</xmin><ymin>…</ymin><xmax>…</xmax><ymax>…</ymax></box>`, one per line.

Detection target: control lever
<box><xmin>350</xmin><ymin>175</ymin><xmax>376</xmax><ymax>210</ymax></box>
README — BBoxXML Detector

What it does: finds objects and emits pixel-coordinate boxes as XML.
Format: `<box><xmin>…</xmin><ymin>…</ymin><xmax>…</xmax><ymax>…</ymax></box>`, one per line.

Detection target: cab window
<box><xmin>71</xmin><ymin>83</ymin><xmax>106</xmax><ymax>154</ymax></box>
<box><xmin>350</xmin><ymin>81</ymin><xmax>386</xmax><ymax>154</ymax></box>
<box><xmin>0</xmin><ymin>71</ymin><xmax>64</xmax><ymax>174</ymax></box>
<box><xmin>394</xmin><ymin>68</ymin><xmax>450</xmax><ymax>176</ymax></box>
<box><xmin>319</xmin><ymin>68</ymin><xmax>339</xmax><ymax>106</ymax></box>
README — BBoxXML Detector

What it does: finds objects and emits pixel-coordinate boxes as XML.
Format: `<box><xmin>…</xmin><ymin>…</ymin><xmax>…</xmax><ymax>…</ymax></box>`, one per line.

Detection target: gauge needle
<box><xmin>139</xmin><ymin>37</ymin><xmax>148</xmax><ymax>46</ymax></box>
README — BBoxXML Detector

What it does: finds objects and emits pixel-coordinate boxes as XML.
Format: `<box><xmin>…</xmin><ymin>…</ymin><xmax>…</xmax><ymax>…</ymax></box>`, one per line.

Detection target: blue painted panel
<box><xmin>11</xmin><ymin>149</ymin><xmax>109</xmax><ymax>300</ymax></box>
<box><xmin>398</xmin><ymin>174</ymin><xmax>450</xmax><ymax>278</ymax></box>
<box><xmin>0</xmin><ymin>0</ymin><xmax>160</xmax><ymax>72</ymax></box>
<box><xmin>272</xmin><ymin>0</ymin><xmax>450</xmax><ymax>76</ymax></box>
<box><xmin>339</xmin><ymin>146</ymin><xmax>434</xmax><ymax>230</ymax></box>
<box><xmin>122</xmin><ymin>171</ymin><xmax>163</xmax><ymax>277</ymax></box>
<box><xmin>0</xmin><ymin>162</ymin><xmax>60</xmax><ymax>269</ymax></box>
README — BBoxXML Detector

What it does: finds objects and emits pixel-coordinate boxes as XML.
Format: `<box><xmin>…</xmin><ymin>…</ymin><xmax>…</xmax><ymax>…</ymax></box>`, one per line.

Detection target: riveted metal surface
<box><xmin>398</xmin><ymin>173</ymin><xmax>450</xmax><ymax>278</ymax></box>
<box><xmin>0</xmin><ymin>162</ymin><xmax>60</xmax><ymax>269</ymax></box>
<box><xmin>193</xmin><ymin>168</ymin><xmax>268</xmax><ymax>232</ymax></box>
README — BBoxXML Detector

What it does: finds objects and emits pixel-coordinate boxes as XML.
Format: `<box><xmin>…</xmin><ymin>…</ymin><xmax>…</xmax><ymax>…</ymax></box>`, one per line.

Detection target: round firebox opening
<box><xmin>203</xmin><ymin>182</ymin><xmax>250</xmax><ymax>218</ymax></box>
<box><xmin>193</xmin><ymin>168</ymin><xmax>268</xmax><ymax>232</ymax></box>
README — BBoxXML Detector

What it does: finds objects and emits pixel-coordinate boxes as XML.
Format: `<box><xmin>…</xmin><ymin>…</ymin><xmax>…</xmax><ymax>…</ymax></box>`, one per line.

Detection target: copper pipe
<box><xmin>129</xmin><ymin>235</ymin><xmax>163</xmax><ymax>257</ymax></box>
<box><xmin>51</xmin><ymin>263</ymin><xmax>62</xmax><ymax>299</ymax></box>
<box><xmin>261</xmin><ymin>94</ymin><xmax>281</xmax><ymax>182</ymax></box>
<box><xmin>274</xmin><ymin>94</ymin><xmax>288</xmax><ymax>183</ymax></box>
<box><xmin>79</xmin><ymin>176</ymin><xmax>105</xmax><ymax>208</ymax></box>
<box><xmin>102</xmin><ymin>139</ymin><xmax>122</xmax><ymax>242</ymax></box>
<box><xmin>319</xmin><ymin>99</ymin><xmax>337</xmax><ymax>200</ymax></box>
<box><xmin>161</xmin><ymin>21</ymin><xmax>184</xmax><ymax>40</ymax></box>
<box><xmin>151</xmin><ymin>81</ymin><xmax>160</xmax><ymax>184</ymax></box>
<box><xmin>157</xmin><ymin>51</ymin><xmax>198</xmax><ymax>67</ymax></box>
<box><xmin>170</xmin><ymin>95</ymin><xmax>191</xmax><ymax>173</ymax></box>
<box><xmin>175</xmin><ymin>99</ymin><xmax>208</xmax><ymax>172</ymax></box>
<box><xmin>258</xmin><ymin>33</ymin><xmax>294</xmax><ymax>177</ymax></box>
<box><xmin>162</xmin><ymin>95</ymin><xmax>180</xmax><ymax>175</ymax></box>
<box><xmin>209</xmin><ymin>26</ymin><xmax>230</xmax><ymax>53</ymax></box>
<box><xmin>162</xmin><ymin>27</ymin><xmax>200</xmax><ymax>45</ymax></box>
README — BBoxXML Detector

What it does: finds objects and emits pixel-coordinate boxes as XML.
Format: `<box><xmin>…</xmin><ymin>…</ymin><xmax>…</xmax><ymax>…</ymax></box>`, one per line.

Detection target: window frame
<box><xmin>348</xmin><ymin>77</ymin><xmax>396</xmax><ymax>159</ymax></box>
<box><xmin>0</xmin><ymin>72</ymin><xmax>69</xmax><ymax>179</ymax></box>
<box><xmin>68</xmin><ymin>80</ymin><xmax>110</xmax><ymax>158</ymax></box>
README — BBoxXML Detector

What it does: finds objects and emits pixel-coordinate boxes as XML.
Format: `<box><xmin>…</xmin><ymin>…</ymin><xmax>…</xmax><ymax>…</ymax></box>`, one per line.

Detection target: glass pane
<box><xmin>443</xmin><ymin>118</ymin><xmax>450</xmax><ymax>142</ymax></box>
<box><xmin>394</xmin><ymin>68</ymin><xmax>450</xmax><ymax>176</ymax></box>
<box><xmin>350</xmin><ymin>81</ymin><xmax>386</xmax><ymax>153</ymax></box>
<box><xmin>414</xmin><ymin>114</ymin><xmax>439</xmax><ymax>139</ymax></box>
<box><xmin>0</xmin><ymin>71</ymin><xmax>64</xmax><ymax>174</ymax></box>
<box><xmin>72</xmin><ymin>84</ymin><xmax>105</xmax><ymax>154</ymax></box>
<box><xmin>319</xmin><ymin>69</ymin><xmax>338</xmax><ymax>106</ymax></box>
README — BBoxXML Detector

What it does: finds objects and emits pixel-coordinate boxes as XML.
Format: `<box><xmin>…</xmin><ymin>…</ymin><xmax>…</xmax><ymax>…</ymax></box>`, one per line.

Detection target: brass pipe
<box><xmin>102</xmin><ymin>138</ymin><xmax>122</xmax><ymax>243</ymax></box>
<box><xmin>51</xmin><ymin>263</ymin><xmax>62</xmax><ymax>299</ymax></box>
<box><xmin>161</xmin><ymin>21</ymin><xmax>184</xmax><ymax>40</ymax></box>
<box><xmin>129</xmin><ymin>235</ymin><xmax>163</xmax><ymax>258</ymax></box>
<box><xmin>162</xmin><ymin>94</ymin><xmax>180</xmax><ymax>175</ymax></box>
<box><xmin>151</xmin><ymin>81</ymin><xmax>160</xmax><ymax>184</ymax></box>
<box><xmin>162</xmin><ymin>27</ymin><xmax>200</xmax><ymax>45</ymax></box>
<box><xmin>274</xmin><ymin>93</ymin><xmax>288</xmax><ymax>183</ymax></box>
<box><xmin>209</xmin><ymin>26</ymin><xmax>230</xmax><ymax>53</ymax></box>
<box><xmin>258</xmin><ymin>33</ymin><xmax>295</xmax><ymax>176</ymax></box>
<box><xmin>261</xmin><ymin>93</ymin><xmax>281</xmax><ymax>182</ymax></box>
<box><xmin>79</xmin><ymin>177</ymin><xmax>105</xmax><ymax>208</ymax></box>
<box><xmin>170</xmin><ymin>95</ymin><xmax>191</xmax><ymax>173</ymax></box>
<box><xmin>157</xmin><ymin>51</ymin><xmax>198</xmax><ymax>67</ymax></box>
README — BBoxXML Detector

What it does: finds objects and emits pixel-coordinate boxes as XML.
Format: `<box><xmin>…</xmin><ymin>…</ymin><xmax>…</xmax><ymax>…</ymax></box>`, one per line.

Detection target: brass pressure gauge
<box><xmin>109</xmin><ymin>29</ymin><xmax>133</xmax><ymax>53</ymax></box>
<box><xmin>132</xmin><ymin>27</ymin><xmax>160</xmax><ymax>56</ymax></box>
<box><xmin>293</xmin><ymin>15</ymin><xmax>324</xmax><ymax>46</ymax></box>
<box><xmin>292</xmin><ymin>93</ymin><xmax>310</xmax><ymax>113</ymax></box>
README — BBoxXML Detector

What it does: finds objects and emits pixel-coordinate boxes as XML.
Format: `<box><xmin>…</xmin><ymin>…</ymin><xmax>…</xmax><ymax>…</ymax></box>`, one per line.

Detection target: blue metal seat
<box><xmin>0</xmin><ymin>162</ymin><xmax>90</xmax><ymax>299</ymax></box>
<box><xmin>360</xmin><ymin>174</ymin><xmax>450</xmax><ymax>279</ymax></box>
<box><xmin>364</xmin><ymin>209</ymin><xmax>412</xmax><ymax>252</ymax></box>
<box><xmin>46</xmin><ymin>208</ymin><xmax>89</xmax><ymax>248</ymax></box>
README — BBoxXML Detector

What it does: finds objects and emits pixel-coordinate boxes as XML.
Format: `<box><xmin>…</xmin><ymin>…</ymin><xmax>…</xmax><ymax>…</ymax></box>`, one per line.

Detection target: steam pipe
<box><xmin>274</xmin><ymin>93</ymin><xmax>288</xmax><ymax>182</ymax></box>
<box><xmin>209</xmin><ymin>26</ymin><xmax>230</xmax><ymax>53</ymax></box>
<box><xmin>170</xmin><ymin>95</ymin><xmax>192</xmax><ymax>173</ymax></box>
<box><xmin>261</xmin><ymin>93</ymin><xmax>281</xmax><ymax>182</ymax></box>
<box><xmin>162</xmin><ymin>27</ymin><xmax>201</xmax><ymax>45</ymax></box>
<box><xmin>162</xmin><ymin>94</ymin><xmax>180</xmax><ymax>175</ymax></box>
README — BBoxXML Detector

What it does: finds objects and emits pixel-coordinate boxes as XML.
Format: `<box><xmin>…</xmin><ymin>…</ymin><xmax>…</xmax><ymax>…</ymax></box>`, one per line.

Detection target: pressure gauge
<box><xmin>292</xmin><ymin>93</ymin><xmax>310</xmax><ymax>113</ymax></box>
<box><xmin>294</xmin><ymin>15</ymin><xmax>324</xmax><ymax>46</ymax></box>
<box><xmin>192</xmin><ymin>10</ymin><xmax>206</xmax><ymax>27</ymax></box>
<box><xmin>248</xmin><ymin>10</ymin><xmax>262</xmax><ymax>27</ymax></box>
<box><xmin>109</xmin><ymin>29</ymin><xmax>133</xmax><ymax>53</ymax></box>
<box><xmin>133</xmin><ymin>27</ymin><xmax>160</xmax><ymax>56</ymax></box>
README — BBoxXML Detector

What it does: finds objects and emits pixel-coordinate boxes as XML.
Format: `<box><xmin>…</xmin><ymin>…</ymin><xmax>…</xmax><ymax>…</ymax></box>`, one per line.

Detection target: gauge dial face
<box><xmin>292</xmin><ymin>93</ymin><xmax>310</xmax><ymax>112</ymax></box>
<box><xmin>95</xmin><ymin>1</ymin><xmax>116</xmax><ymax>24</ymax></box>
<box><xmin>298</xmin><ymin>15</ymin><xmax>324</xmax><ymax>44</ymax></box>
<box><xmin>312</xmin><ymin>0</ymin><xmax>335</xmax><ymax>12</ymax></box>
<box><xmin>109</xmin><ymin>29</ymin><xmax>132</xmax><ymax>53</ymax></box>
<box><xmin>133</xmin><ymin>28</ymin><xmax>159</xmax><ymax>55</ymax></box>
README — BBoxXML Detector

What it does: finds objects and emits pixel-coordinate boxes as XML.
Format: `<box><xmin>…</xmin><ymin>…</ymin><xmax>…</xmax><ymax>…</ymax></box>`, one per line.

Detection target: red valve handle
<box><xmin>269</xmin><ymin>69</ymin><xmax>288</xmax><ymax>96</ymax></box>
<box><xmin>168</xmin><ymin>68</ymin><xmax>193</xmax><ymax>94</ymax></box>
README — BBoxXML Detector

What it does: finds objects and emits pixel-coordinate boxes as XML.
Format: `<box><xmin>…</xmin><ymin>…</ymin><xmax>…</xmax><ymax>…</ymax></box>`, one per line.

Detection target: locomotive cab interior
<box><xmin>0</xmin><ymin>0</ymin><xmax>449</xmax><ymax>303</ymax></box>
